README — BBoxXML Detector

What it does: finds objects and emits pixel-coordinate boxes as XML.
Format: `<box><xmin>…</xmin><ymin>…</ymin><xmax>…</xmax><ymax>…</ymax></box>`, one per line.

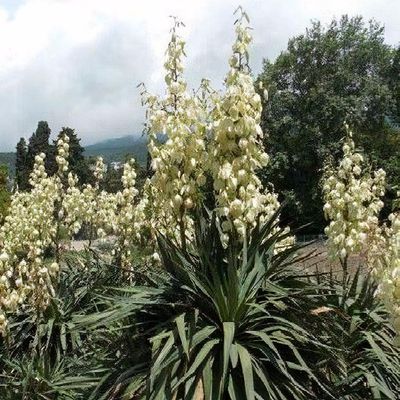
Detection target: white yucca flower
<box><xmin>322</xmin><ymin>127</ymin><xmax>386</xmax><ymax>268</ymax></box>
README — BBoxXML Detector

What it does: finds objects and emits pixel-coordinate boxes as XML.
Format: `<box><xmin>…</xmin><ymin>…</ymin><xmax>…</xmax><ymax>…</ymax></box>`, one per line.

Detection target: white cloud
<box><xmin>0</xmin><ymin>0</ymin><xmax>399</xmax><ymax>150</ymax></box>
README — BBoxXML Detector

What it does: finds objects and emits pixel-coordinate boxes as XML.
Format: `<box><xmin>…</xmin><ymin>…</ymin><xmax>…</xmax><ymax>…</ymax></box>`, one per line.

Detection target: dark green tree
<box><xmin>258</xmin><ymin>15</ymin><xmax>397</xmax><ymax>232</ymax></box>
<box><xmin>26</xmin><ymin>121</ymin><xmax>52</xmax><ymax>177</ymax></box>
<box><xmin>15</xmin><ymin>137</ymin><xmax>29</xmax><ymax>191</ymax></box>
<box><xmin>49</xmin><ymin>127</ymin><xmax>90</xmax><ymax>184</ymax></box>
<box><xmin>363</xmin><ymin>45</ymin><xmax>400</xmax><ymax>202</ymax></box>
<box><xmin>388</xmin><ymin>45</ymin><xmax>400</xmax><ymax>124</ymax></box>
<box><xmin>0</xmin><ymin>165</ymin><xmax>10</xmax><ymax>224</ymax></box>
<box><xmin>102</xmin><ymin>156</ymin><xmax>147</xmax><ymax>194</ymax></box>
<box><xmin>103</xmin><ymin>164</ymin><xmax>123</xmax><ymax>193</ymax></box>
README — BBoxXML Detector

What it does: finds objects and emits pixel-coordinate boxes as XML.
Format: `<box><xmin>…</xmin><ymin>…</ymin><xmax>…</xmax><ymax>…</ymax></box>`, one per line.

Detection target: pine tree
<box><xmin>0</xmin><ymin>165</ymin><xmax>10</xmax><ymax>223</ymax></box>
<box><xmin>15</xmin><ymin>138</ymin><xmax>29</xmax><ymax>191</ymax></box>
<box><xmin>55</xmin><ymin>127</ymin><xmax>90</xmax><ymax>184</ymax></box>
<box><xmin>26</xmin><ymin>121</ymin><xmax>52</xmax><ymax>175</ymax></box>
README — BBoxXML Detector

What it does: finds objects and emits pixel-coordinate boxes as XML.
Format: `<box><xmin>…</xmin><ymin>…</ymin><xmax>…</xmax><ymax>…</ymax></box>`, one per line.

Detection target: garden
<box><xmin>0</xmin><ymin>9</ymin><xmax>399</xmax><ymax>400</ymax></box>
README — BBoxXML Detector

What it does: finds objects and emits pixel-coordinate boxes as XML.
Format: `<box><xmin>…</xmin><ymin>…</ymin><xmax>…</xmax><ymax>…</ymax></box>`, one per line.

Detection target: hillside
<box><xmin>84</xmin><ymin>135</ymin><xmax>147</xmax><ymax>165</ymax></box>
<box><xmin>0</xmin><ymin>153</ymin><xmax>15</xmax><ymax>175</ymax></box>
<box><xmin>0</xmin><ymin>135</ymin><xmax>148</xmax><ymax>177</ymax></box>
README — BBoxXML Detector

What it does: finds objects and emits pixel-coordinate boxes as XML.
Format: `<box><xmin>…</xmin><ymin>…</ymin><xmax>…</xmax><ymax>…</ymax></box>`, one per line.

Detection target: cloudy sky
<box><xmin>0</xmin><ymin>0</ymin><xmax>399</xmax><ymax>151</ymax></box>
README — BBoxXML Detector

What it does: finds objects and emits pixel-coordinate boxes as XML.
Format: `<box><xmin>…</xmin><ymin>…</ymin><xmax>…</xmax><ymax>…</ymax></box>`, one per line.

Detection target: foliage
<box><xmin>77</xmin><ymin>210</ymin><xmax>326</xmax><ymax>399</ymax></box>
<box><xmin>26</xmin><ymin>121</ymin><xmax>53</xmax><ymax>179</ymax></box>
<box><xmin>0</xmin><ymin>250</ymin><xmax>126</xmax><ymax>399</ymax></box>
<box><xmin>258</xmin><ymin>15</ymin><xmax>399</xmax><ymax>233</ymax></box>
<box><xmin>1</xmin><ymin>211</ymin><xmax>399</xmax><ymax>399</ymax></box>
<box><xmin>15</xmin><ymin>125</ymin><xmax>92</xmax><ymax>190</ymax></box>
<box><xmin>0</xmin><ymin>165</ymin><xmax>10</xmax><ymax>224</ymax></box>
<box><xmin>15</xmin><ymin>138</ymin><xmax>29</xmax><ymax>190</ymax></box>
<box><xmin>102</xmin><ymin>163</ymin><xmax>123</xmax><ymax>193</ymax></box>
<box><xmin>144</xmin><ymin>213</ymin><xmax>328</xmax><ymax>399</ymax></box>
<box><xmin>0</xmin><ymin>153</ymin><xmax>15</xmax><ymax>179</ymax></box>
<box><xmin>313</xmin><ymin>267</ymin><xmax>400</xmax><ymax>399</ymax></box>
<box><xmin>359</xmin><ymin>121</ymin><xmax>400</xmax><ymax>198</ymax></box>
<box><xmin>50</xmin><ymin>127</ymin><xmax>90</xmax><ymax>185</ymax></box>
<box><xmin>73</xmin><ymin>209</ymin><xmax>400</xmax><ymax>400</ymax></box>
<box><xmin>388</xmin><ymin>46</ymin><xmax>400</xmax><ymax>125</ymax></box>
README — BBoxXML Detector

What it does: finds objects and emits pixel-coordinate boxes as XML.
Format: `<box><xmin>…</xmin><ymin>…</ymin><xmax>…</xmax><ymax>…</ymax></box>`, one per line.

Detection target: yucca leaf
<box><xmin>221</xmin><ymin>321</ymin><xmax>235</xmax><ymax>393</ymax></box>
<box><xmin>237</xmin><ymin>344</ymin><xmax>255</xmax><ymax>400</ymax></box>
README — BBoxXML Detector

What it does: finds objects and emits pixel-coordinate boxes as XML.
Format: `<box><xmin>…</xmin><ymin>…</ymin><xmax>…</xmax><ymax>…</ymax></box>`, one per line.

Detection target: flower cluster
<box><xmin>112</xmin><ymin>159</ymin><xmax>142</xmax><ymax>270</ymax></box>
<box><xmin>0</xmin><ymin>136</ymin><xmax>73</xmax><ymax>334</ymax></box>
<box><xmin>142</xmin><ymin>19</ymin><xmax>207</xmax><ymax>249</ymax></box>
<box><xmin>0</xmin><ymin>144</ymin><xmax>147</xmax><ymax>333</ymax></box>
<box><xmin>210</xmin><ymin>11</ymin><xmax>280</xmax><ymax>242</ymax></box>
<box><xmin>376</xmin><ymin>211</ymin><xmax>400</xmax><ymax>339</ymax></box>
<box><xmin>368</xmin><ymin>191</ymin><xmax>400</xmax><ymax>338</ymax></box>
<box><xmin>79</xmin><ymin>157</ymin><xmax>116</xmax><ymax>241</ymax></box>
<box><xmin>140</xmin><ymin>11</ymin><xmax>292</xmax><ymax>250</ymax></box>
<box><xmin>322</xmin><ymin>128</ymin><xmax>386</xmax><ymax>263</ymax></box>
<box><xmin>62</xmin><ymin>172</ymin><xmax>87</xmax><ymax>236</ymax></box>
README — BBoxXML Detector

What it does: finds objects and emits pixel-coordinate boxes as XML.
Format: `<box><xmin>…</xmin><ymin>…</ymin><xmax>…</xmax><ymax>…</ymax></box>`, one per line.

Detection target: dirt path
<box><xmin>68</xmin><ymin>236</ymin><xmax>115</xmax><ymax>252</ymax></box>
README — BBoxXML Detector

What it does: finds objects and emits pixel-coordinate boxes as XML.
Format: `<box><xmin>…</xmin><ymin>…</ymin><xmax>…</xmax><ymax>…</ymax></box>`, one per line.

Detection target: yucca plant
<box><xmin>315</xmin><ymin>267</ymin><xmax>400</xmax><ymax>399</ymax></box>
<box><xmin>0</xmin><ymin>352</ymin><xmax>98</xmax><ymax>400</ymax></box>
<box><xmin>0</xmin><ymin>249</ymin><xmax>124</xmax><ymax>399</ymax></box>
<box><xmin>5</xmin><ymin>250</ymin><xmax>123</xmax><ymax>355</ymax></box>
<box><xmin>4</xmin><ymin>210</ymin><xmax>397</xmax><ymax>400</ymax></box>
<box><xmin>82</xmin><ymin>209</ymin><xmax>337</xmax><ymax>399</ymax></box>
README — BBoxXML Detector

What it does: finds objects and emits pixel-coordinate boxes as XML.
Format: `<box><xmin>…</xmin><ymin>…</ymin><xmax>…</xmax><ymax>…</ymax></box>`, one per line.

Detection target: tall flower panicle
<box><xmin>62</xmin><ymin>171</ymin><xmax>87</xmax><ymax>236</ymax></box>
<box><xmin>0</xmin><ymin>141</ymin><xmax>71</xmax><ymax>333</ymax></box>
<box><xmin>79</xmin><ymin>157</ymin><xmax>116</xmax><ymax>242</ymax></box>
<box><xmin>112</xmin><ymin>159</ymin><xmax>143</xmax><ymax>270</ymax></box>
<box><xmin>322</xmin><ymin>127</ymin><xmax>386</xmax><ymax>266</ymax></box>
<box><xmin>142</xmin><ymin>19</ymin><xmax>207</xmax><ymax>250</ymax></box>
<box><xmin>375</xmin><ymin>210</ymin><xmax>400</xmax><ymax>341</ymax></box>
<box><xmin>210</xmin><ymin>9</ymin><xmax>280</xmax><ymax>242</ymax></box>
<box><xmin>93</xmin><ymin>157</ymin><xmax>105</xmax><ymax>187</ymax></box>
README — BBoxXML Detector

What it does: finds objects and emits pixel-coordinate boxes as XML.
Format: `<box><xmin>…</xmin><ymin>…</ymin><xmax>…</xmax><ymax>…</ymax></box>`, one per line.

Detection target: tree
<box><xmin>103</xmin><ymin>164</ymin><xmax>123</xmax><ymax>193</ymax></box>
<box><xmin>258</xmin><ymin>15</ymin><xmax>397</xmax><ymax>232</ymax></box>
<box><xmin>389</xmin><ymin>46</ymin><xmax>400</xmax><ymax>124</ymax></box>
<box><xmin>26</xmin><ymin>121</ymin><xmax>52</xmax><ymax>178</ymax></box>
<box><xmin>15</xmin><ymin>138</ymin><xmax>29</xmax><ymax>191</ymax></box>
<box><xmin>51</xmin><ymin>127</ymin><xmax>90</xmax><ymax>184</ymax></box>
<box><xmin>102</xmin><ymin>156</ymin><xmax>146</xmax><ymax>194</ymax></box>
<box><xmin>0</xmin><ymin>165</ymin><xmax>10</xmax><ymax>224</ymax></box>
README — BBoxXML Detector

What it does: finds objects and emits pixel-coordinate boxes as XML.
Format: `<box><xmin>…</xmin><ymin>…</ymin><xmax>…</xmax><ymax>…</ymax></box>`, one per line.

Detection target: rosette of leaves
<box><xmin>314</xmin><ymin>267</ymin><xmax>400</xmax><ymax>400</ymax></box>
<box><xmin>84</xmin><ymin>209</ymin><xmax>335</xmax><ymax>400</ymax></box>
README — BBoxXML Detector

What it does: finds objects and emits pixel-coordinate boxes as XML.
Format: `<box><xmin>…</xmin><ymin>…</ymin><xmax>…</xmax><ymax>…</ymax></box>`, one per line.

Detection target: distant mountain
<box><xmin>0</xmin><ymin>152</ymin><xmax>15</xmax><ymax>175</ymax></box>
<box><xmin>0</xmin><ymin>135</ymin><xmax>148</xmax><ymax>177</ymax></box>
<box><xmin>84</xmin><ymin>135</ymin><xmax>148</xmax><ymax>165</ymax></box>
